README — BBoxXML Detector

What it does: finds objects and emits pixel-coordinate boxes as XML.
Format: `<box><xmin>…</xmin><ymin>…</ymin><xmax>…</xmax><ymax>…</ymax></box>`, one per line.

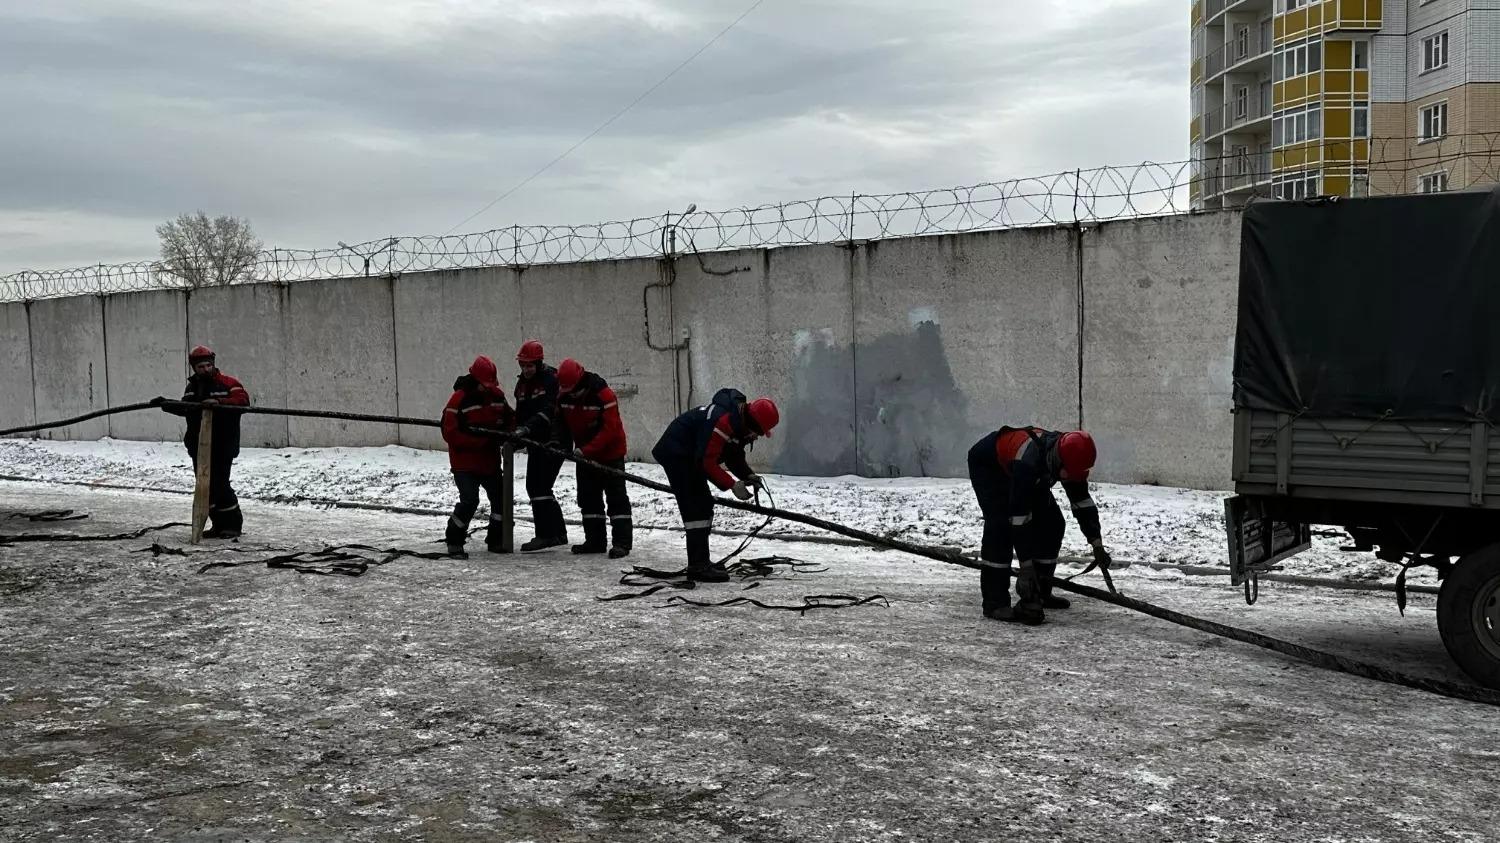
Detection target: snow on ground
<box><xmin>0</xmin><ymin>438</ymin><xmax>1424</xmax><ymax>584</ymax></box>
<box><xmin>0</xmin><ymin>481</ymin><xmax>1495</xmax><ymax>842</ymax></box>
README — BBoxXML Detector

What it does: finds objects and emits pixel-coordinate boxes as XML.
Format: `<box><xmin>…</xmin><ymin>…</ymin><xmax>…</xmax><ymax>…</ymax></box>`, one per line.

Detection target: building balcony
<box><xmin>1201</xmin><ymin>90</ymin><xmax>1273</xmax><ymax>140</ymax></box>
<box><xmin>1203</xmin><ymin>23</ymin><xmax>1273</xmax><ymax>81</ymax></box>
<box><xmin>1200</xmin><ymin>151</ymin><xmax>1274</xmax><ymax>199</ymax></box>
<box><xmin>1205</xmin><ymin>0</ymin><xmax>1273</xmax><ymax>26</ymax></box>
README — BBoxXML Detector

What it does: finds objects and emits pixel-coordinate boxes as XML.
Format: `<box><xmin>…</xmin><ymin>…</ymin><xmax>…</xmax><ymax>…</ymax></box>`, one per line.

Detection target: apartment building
<box><xmin>1190</xmin><ymin>0</ymin><xmax>1500</xmax><ymax>209</ymax></box>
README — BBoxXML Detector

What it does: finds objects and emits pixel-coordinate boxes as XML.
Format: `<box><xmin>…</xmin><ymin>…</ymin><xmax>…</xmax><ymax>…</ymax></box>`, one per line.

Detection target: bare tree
<box><xmin>156</xmin><ymin>211</ymin><xmax>263</xmax><ymax>287</ymax></box>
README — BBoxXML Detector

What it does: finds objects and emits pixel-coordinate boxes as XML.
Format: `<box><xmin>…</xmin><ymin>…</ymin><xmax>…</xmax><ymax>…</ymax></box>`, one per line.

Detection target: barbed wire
<box><xmin>4</xmin><ymin>133</ymin><xmax>1499</xmax><ymax>302</ymax></box>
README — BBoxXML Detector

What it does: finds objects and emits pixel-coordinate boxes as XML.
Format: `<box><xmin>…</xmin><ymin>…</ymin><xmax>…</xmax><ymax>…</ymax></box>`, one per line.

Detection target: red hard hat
<box><xmin>1058</xmin><ymin>430</ymin><xmax>1097</xmax><ymax>479</ymax></box>
<box><xmin>517</xmin><ymin>340</ymin><xmax>544</xmax><ymax>363</ymax></box>
<box><xmin>557</xmin><ymin>358</ymin><xmax>584</xmax><ymax>393</ymax></box>
<box><xmin>188</xmin><ymin>344</ymin><xmax>215</xmax><ymax>362</ymax></box>
<box><xmin>747</xmin><ymin>397</ymin><xmax>779</xmax><ymax>438</ymax></box>
<box><xmin>469</xmin><ymin>355</ymin><xmax>500</xmax><ymax>389</ymax></box>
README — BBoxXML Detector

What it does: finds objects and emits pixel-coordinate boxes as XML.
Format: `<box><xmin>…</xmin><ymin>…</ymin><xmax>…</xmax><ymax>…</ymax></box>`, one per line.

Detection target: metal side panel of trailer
<box><xmin>1231</xmin><ymin>408</ymin><xmax>1499</xmax><ymax>511</ymax></box>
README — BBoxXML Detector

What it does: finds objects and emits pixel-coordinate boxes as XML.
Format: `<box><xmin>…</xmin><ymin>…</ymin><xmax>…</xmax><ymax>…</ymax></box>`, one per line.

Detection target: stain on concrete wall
<box><xmin>854</xmin><ymin>319</ymin><xmax>970</xmax><ymax>477</ymax></box>
<box><xmin>773</xmin><ymin>319</ymin><xmax>969</xmax><ymax>478</ymax></box>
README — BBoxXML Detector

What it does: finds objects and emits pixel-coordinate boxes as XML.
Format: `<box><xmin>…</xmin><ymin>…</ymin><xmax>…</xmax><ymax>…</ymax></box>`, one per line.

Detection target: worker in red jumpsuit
<box><xmin>967</xmin><ymin>426</ymin><xmax>1115</xmax><ymax>624</ymax></box>
<box><xmin>157</xmin><ymin>345</ymin><xmax>251</xmax><ymax>538</ymax></box>
<box><xmin>556</xmin><ymin>358</ymin><xmax>632</xmax><ymax>559</ymax></box>
<box><xmin>440</xmin><ymin>355</ymin><xmax>515</xmax><ymax>558</ymax></box>
<box><xmin>651</xmin><ymin>388</ymin><xmax>780</xmax><ymax>582</ymax></box>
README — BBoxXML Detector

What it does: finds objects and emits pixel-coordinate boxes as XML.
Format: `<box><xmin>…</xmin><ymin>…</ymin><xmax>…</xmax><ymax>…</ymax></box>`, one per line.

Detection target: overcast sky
<box><xmin>0</xmin><ymin>0</ymin><xmax>1186</xmax><ymax>271</ymax></box>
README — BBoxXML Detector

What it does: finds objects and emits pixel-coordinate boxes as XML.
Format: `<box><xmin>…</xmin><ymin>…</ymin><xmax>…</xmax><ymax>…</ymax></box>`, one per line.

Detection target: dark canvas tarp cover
<box><xmin>1235</xmin><ymin>188</ymin><xmax>1500</xmax><ymax>422</ymax></box>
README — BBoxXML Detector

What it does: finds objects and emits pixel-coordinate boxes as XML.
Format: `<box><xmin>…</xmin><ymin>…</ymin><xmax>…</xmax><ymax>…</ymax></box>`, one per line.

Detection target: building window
<box><xmin>1236</xmin><ymin>26</ymin><xmax>1250</xmax><ymax>61</ymax></box>
<box><xmin>1419</xmin><ymin>101</ymin><xmax>1448</xmax><ymax>141</ymax></box>
<box><xmin>1353</xmin><ymin>40</ymin><xmax>1369</xmax><ymax>70</ymax></box>
<box><xmin>1353</xmin><ymin>103</ymin><xmax>1369</xmax><ymax>138</ymax></box>
<box><xmin>1234</xmin><ymin>86</ymin><xmax>1249</xmax><ymax>119</ymax></box>
<box><xmin>1275</xmin><ymin>173</ymin><xmax>1320</xmax><ymax>200</ymax></box>
<box><xmin>1274</xmin><ymin>104</ymin><xmax>1323</xmax><ymax>146</ymax></box>
<box><xmin>1279</xmin><ymin>40</ymin><xmax>1322</xmax><ymax>79</ymax></box>
<box><xmin>1285</xmin><ymin>0</ymin><xmax>1308</xmax><ymax>10</ymax></box>
<box><xmin>1351</xmin><ymin>171</ymin><xmax>1370</xmax><ymax>198</ymax></box>
<box><xmin>1422</xmin><ymin>31</ymin><xmax>1449</xmax><ymax>73</ymax></box>
<box><xmin>1420</xmin><ymin>171</ymin><xmax>1449</xmax><ymax>193</ymax></box>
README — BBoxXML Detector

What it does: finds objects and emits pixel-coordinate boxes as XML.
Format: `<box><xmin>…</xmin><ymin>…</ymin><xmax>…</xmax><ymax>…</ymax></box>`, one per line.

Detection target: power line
<box><xmin>445</xmin><ymin>0</ymin><xmax>770</xmax><ymax>235</ymax></box>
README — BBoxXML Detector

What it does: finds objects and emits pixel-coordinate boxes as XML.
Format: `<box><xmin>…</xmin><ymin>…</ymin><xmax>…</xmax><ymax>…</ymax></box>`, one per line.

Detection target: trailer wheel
<box><xmin>1437</xmin><ymin>543</ymin><xmax>1500</xmax><ymax>690</ymax></box>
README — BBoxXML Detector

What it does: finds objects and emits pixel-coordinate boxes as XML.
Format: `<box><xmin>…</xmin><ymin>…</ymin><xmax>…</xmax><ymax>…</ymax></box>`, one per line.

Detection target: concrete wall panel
<box><xmin>674</xmin><ymin>245</ymin><xmax>857</xmax><ymax>476</ymax></box>
<box><xmin>187</xmin><ymin>284</ymin><xmax>290</xmax><ymax>448</ymax></box>
<box><xmin>851</xmin><ymin>228</ymin><xmax>1081</xmax><ymax>478</ymax></box>
<box><xmin>1082</xmin><ymin>211</ymin><xmax>1240</xmax><ymax>489</ymax></box>
<box><xmin>515</xmin><ymin>259</ymin><xmax>675</xmax><ymax>461</ymax></box>
<box><xmin>104</xmin><ymin>290</ymin><xmax>188</xmax><ymax>441</ymax></box>
<box><xmin>28</xmin><ymin>296</ymin><xmax>108</xmax><ymax>440</ymax></box>
<box><xmin>393</xmin><ymin>267</ymin><xmax>523</xmax><ymax>449</ymax></box>
<box><xmin>0</xmin><ymin>302</ymin><xmax>36</xmax><ymax>436</ymax></box>
<box><xmin>286</xmin><ymin>277</ymin><xmax>399</xmax><ymax>446</ymax></box>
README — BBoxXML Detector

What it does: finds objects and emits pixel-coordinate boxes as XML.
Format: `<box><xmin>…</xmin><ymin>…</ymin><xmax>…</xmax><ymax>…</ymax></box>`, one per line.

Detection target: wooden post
<box><xmin>190</xmin><ymin>408</ymin><xmax>214</xmax><ymax>544</ymax></box>
<box><xmin>498</xmin><ymin>444</ymin><xmax>515</xmax><ymax>553</ymax></box>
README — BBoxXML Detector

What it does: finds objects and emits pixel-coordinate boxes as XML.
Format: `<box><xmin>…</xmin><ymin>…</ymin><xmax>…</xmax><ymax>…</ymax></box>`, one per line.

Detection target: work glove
<box><xmin>745</xmin><ymin>473</ymin><xmax>765</xmax><ymax>490</ymax></box>
<box><xmin>149</xmin><ymin>395</ymin><xmax>169</xmax><ymax>407</ymax></box>
<box><xmin>731</xmin><ymin>480</ymin><xmax>754</xmax><ymax>501</ymax></box>
<box><xmin>1091</xmin><ymin>542</ymin><xmax>1113</xmax><ymax>571</ymax></box>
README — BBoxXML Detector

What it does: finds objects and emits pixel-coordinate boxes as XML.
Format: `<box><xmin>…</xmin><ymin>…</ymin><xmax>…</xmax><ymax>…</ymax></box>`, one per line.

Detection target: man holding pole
<box><xmin>158</xmin><ymin>345</ymin><xmax>250</xmax><ymax>539</ymax></box>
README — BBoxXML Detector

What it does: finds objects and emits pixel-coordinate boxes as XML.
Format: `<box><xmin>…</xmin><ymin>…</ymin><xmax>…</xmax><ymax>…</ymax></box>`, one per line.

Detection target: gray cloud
<box><xmin>0</xmin><ymin>0</ymin><xmax>1187</xmax><ymax>270</ymax></box>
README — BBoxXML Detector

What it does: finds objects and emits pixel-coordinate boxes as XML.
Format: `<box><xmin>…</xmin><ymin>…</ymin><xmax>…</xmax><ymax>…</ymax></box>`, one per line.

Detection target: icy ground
<box><xmin>2</xmin><ymin>442</ymin><xmax>1497</xmax><ymax>841</ymax></box>
<box><xmin>0</xmin><ymin>438</ymin><xmax>1431</xmax><ymax>584</ymax></box>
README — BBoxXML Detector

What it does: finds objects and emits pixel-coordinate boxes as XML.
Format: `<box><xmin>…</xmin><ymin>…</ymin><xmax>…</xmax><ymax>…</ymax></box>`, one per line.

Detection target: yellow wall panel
<box><xmin>1326</xmin><ymin>40</ymin><xmax>1352</xmax><ymax>70</ymax></box>
<box><xmin>1354</xmin><ymin>72</ymin><xmax>1369</xmax><ymax>95</ymax></box>
<box><xmin>1326</xmin><ymin>72</ymin><xmax>1352</xmax><ymax>94</ymax></box>
<box><xmin>1324</xmin><ymin>140</ymin><xmax>1354</xmax><ymax>162</ymax></box>
<box><xmin>1309</xmin><ymin>75</ymin><xmax>1323</xmax><ymax>96</ymax></box>
<box><xmin>1326</xmin><ymin>107</ymin><xmax>1351</xmax><ymax>137</ymax></box>
<box><xmin>1354</xmin><ymin>139</ymin><xmax>1369</xmax><ymax>160</ymax></box>
<box><xmin>1324</xmin><ymin>175</ymin><xmax>1350</xmax><ymax>196</ymax></box>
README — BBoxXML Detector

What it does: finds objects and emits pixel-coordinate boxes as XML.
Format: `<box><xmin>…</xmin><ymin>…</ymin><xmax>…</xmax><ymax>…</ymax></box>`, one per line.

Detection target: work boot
<box><xmin>1007</xmin><ymin>567</ymin><xmax>1046</xmax><ymax>625</ymax></box>
<box><xmin>1036</xmin><ymin>561</ymin><xmax>1070</xmax><ymax>609</ymax></box>
<box><xmin>445</xmin><ymin>543</ymin><xmax>468</xmax><ymax>559</ymax></box>
<box><xmin>687</xmin><ymin>562</ymin><xmax>730</xmax><ymax>583</ymax></box>
<box><xmin>201</xmin><ymin>526</ymin><xmax>241</xmax><ymax>540</ymax></box>
<box><xmin>485</xmin><ymin>518</ymin><xmax>511</xmax><ymax>554</ymax></box>
<box><xmin>683</xmin><ymin>527</ymin><xmax>726</xmax><ymax>581</ymax></box>
<box><xmin>572</xmin><ymin>517</ymin><xmax>607</xmax><ymax>555</ymax></box>
<box><xmin>531</xmin><ymin>498</ymin><xmax>568</xmax><ymax>548</ymax></box>
<box><xmin>608</xmin><ymin>516</ymin><xmax>633</xmax><ymax>560</ymax></box>
<box><xmin>521</xmin><ymin>535</ymin><xmax>567</xmax><ymax>553</ymax></box>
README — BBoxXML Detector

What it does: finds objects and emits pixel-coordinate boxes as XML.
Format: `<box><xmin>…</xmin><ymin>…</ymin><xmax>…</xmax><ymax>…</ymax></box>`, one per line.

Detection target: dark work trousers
<box><xmin>524</xmin><ymin>447</ymin><xmax>568</xmax><ymax>541</ymax></box>
<box><xmin>967</xmin><ymin>434</ymin><xmax>1065</xmax><ymax>611</ymax></box>
<box><xmin>191</xmin><ymin>452</ymin><xmax>242</xmax><ymax>532</ymax></box>
<box><xmin>655</xmin><ymin>453</ymin><xmax>714</xmax><ymax>568</ymax></box>
<box><xmin>447</xmin><ymin>471</ymin><xmax>504</xmax><ymax>548</ymax></box>
<box><xmin>576</xmin><ymin>458</ymin><xmax>632</xmax><ymax>551</ymax></box>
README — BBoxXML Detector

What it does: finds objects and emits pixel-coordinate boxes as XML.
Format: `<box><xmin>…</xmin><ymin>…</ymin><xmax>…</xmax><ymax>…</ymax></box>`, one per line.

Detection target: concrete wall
<box><xmin>104</xmin><ymin>290</ymin><xmax>188</xmax><ymax>442</ymax></box>
<box><xmin>674</xmin><ymin>246</ymin><xmax>856</xmax><ymax>475</ymax></box>
<box><xmin>187</xmin><ymin>285</ymin><xmax>290</xmax><ymax>448</ymax></box>
<box><xmin>10</xmin><ymin>208</ymin><xmax>1251</xmax><ymax>490</ymax></box>
<box><xmin>28</xmin><ymin>296</ymin><xmax>108</xmax><ymax>440</ymax></box>
<box><xmin>1083</xmin><ymin>213</ymin><xmax>1240</xmax><ymax>490</ymax></box>
<box><xmin>393</xmin><ymin>267</ymin><xmax>522</xmax><ymax>450</ymax></box>
<box><xmin>286</xmin><ymin>277</ymin><xmax>399</xmax><ymax>447</ymax></box>
<box><xmin>0</xmin><ymin>302</ymin><xmax>35</xmax><ymax>435</ymax></box>
<box><xmin>516</xmin><ymin>259</ymin><xmax>676</xmax><ymax>460</ymax></box>
<box><xmin>851</xmin><ymin>228</ymin><xmax>1080</xmax><ymax>478</ymax></box>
